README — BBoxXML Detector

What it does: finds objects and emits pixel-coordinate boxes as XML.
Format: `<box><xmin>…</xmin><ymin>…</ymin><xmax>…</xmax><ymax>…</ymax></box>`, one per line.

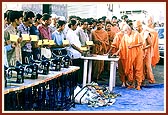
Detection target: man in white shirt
<box><xmin>66</xmin><ymin>19</ymin><xmax>83</xmax><ymax>59</ymax></box>
<box><xmin>66</xmin><ymin>19</ymin><xmax>83</xmax><ymax>84</ymax></box>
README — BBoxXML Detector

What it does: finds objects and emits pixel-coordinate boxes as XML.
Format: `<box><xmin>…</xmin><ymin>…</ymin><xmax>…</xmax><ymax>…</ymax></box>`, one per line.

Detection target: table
<box><xmin>4</xmin><ymin>66</ymin><xmax>79</xmax><ymax>94</ymax></box>
<box><xmin>4</xmin><ymin>66</ymin><xmax>80</xmax><ymax>111</ymax></box>
<box><xmin>80</xmin><ymin>55</ymin><xmax>119</xmax><ymax>92</ymax></box>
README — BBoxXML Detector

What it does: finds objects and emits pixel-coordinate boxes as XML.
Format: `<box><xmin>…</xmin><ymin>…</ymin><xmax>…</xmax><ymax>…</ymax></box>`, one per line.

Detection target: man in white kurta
<box><xmin>66</xmin><ymin>19</ymin><xmax>83</xmax><ymax>84</ymax></box>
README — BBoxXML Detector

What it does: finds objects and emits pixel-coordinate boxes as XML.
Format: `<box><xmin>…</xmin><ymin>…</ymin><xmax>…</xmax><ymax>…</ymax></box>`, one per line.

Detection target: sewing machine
<box><xmin>21</xmin><ymin>60</ymin><xmax>39</xmax><ymax>79</ymax></box>
<box><xmin>50</xmin><ymin>56</ymin><xmax>62</xmax><ymax>71</ymax></box>
<box><xmin>5</xmin><ymin>61</ymin><xmax>24</xmax><ymax>84</ymax></box>
<box><xmin>62</xmin><ymin>55</ymin><xmax>71</xmax><ymax>68</ymax></box>
<box><xmin>34</xmin><ymin>55</ymin><xmax>50</xmax><ymax>75</ymax></box>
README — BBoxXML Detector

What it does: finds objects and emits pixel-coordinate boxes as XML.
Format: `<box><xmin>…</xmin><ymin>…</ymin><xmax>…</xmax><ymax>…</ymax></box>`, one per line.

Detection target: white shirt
<box><xmin>66</xmin><ymin>29</ymin><xmax>82</xmax><ymax>59</ymax></box>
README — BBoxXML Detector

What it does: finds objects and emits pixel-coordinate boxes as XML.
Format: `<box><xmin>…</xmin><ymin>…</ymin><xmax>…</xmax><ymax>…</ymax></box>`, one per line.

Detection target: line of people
<box><xmin>111</xmin><ymin>16</ymin><xmax>160</xmax><ymax>90</ymax></box>
<box><xmin>4</xmin><ymin>10</ymin><xmax>160</xmax><ymax>90</ymax></box>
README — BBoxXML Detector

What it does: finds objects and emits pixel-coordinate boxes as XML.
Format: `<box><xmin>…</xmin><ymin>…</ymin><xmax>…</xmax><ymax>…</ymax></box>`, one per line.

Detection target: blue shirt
<box><xmin>30</xmin><ymin>25</ymin><xmax>40</xmax><ymax>36</ymax></box>
<box><xmin>52</xmin><ymin>30</ymin><xmax>64</xmax><ymax>46</ymax></box>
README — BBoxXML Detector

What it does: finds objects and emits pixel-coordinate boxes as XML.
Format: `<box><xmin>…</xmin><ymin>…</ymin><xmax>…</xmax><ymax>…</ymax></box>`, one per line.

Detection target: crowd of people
<box><xmin>4</xmin><ymin>10</ymin><xmax>160</xmax><ymax>90</ymax></box>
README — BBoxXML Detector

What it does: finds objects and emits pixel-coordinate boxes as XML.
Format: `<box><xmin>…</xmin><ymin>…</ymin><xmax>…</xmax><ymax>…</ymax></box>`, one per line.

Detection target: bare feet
<box><xmin>127</xmin><ymin>81</ymin><xmax>135</xmax><ymax>89</ymax></box>
<box><xmin>149</xmin><ymin>80</ymin><xmax>155</xmax><ymax>84</ymax></box>
<box><xmin>136</xmin><ymin>86</ymin><xmax>141</xmax><ymax>90</ymax></box>
<box><xmin>121</xmin><ymin>82</ymin><xmax>126</xmax><ymax>87</ymax></box>
<box><xmin>127</xmin><ymin>85</ymin><xmax>135</xmax><ymax>89</ymax></box>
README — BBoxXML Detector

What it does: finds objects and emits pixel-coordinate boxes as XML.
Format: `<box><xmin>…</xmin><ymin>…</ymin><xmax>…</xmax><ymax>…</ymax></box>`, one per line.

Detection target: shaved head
<box><xmin>123</xmin><ymin>24</ymin><xmax>131</xmax><ymax>31</ymax></box>
<box><xmin>144</xmin><ymin>15</ymin><xmax>154</xmax><ymax>27</ymax></box>
<box><xmin>123</xmin><ymin>24</ymin><xmax>132</xmax><ymax>35</ymax></box>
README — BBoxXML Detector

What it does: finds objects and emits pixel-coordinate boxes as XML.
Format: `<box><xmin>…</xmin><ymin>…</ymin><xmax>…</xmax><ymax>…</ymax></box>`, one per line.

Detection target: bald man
<box><xmin>134</xmin><ymin>20</ymin><xmax>155</xmax><ymax>84</ymax></box>
<box><xmin>144</xmin><ymin>15</ymin><xmax>160</xmax><ymax>67</ymax></box>
<box><xmin>113</xmin><ymin>24</ymin><xmax>144</xmax><ymax>90</ymax></box>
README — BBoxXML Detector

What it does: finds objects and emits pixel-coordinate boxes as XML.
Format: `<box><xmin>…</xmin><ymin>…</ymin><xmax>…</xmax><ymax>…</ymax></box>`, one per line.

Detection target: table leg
<box><xmin>109</xmin><ymin>61</ymin><xmax>115</xmax><ymax>92</ymax></box>
<box><xmin>82</xmin><ymin>60</ymin><xmax>88</xmax><ymax>87</ymax></box>
<box><xmin>87</xmin><ymin>60</ymin><xmax>92</xmax><ymax>83</ymax></box>
<box><xmin>113</xmin><ymin>62</ymin><xmax>117</xmax><ymax>87</ymax></box>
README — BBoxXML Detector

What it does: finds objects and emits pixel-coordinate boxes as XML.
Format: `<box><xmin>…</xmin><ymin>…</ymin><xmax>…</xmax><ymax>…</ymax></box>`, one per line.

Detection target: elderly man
<box><xmin>113</xmin><ymin>24</ymin><xmax>144</xmax><ymax>90</ymax></box>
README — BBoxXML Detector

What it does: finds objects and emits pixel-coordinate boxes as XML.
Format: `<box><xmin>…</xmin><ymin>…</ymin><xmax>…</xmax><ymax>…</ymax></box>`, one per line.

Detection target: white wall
<box><xmin>3</xmin><ymin>2</ymin><xmax>22</xmax><ymax>11</ymax></box>
<box><xmin>119</xmin><ymin>2</ymin><xmax>165</xmax><ymax>22</ymax></box>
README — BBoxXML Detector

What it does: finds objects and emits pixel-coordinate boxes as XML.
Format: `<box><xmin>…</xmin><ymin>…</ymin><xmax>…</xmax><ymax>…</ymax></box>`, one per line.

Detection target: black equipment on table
<box><xmin>32</xmin><ymin>47</ymin><xmax>41</xmax><ymax>60</ymax></box>
<box><xmin>50</xmin><ymin>56</ymin><xmax>62</xmax><ymax>71</ymax></box>
<box><xmin>5</xmin><ymin>61</ymin><xmax>24</xmax><ymax>84</ymax></box>
<box><xmin>41</xmin><ymin>55</ymin><xmax>50</xmax><ymax>75</ymax></box>
<box><xmin>62</xmin><ymin>55</ymin><xmax>71</xmax><ymax>68</ymax></box>
<box><xmin>20</xmin><ymin>59</ymin><xmax>39</xmax><ymax>79</ymax></box>
<box><xmin>22</xmin><ymin>46</ymin><xmax>33</xmax><ymax>64</ymax></box>
<box><xmin>28</xmin><ymin>61</ymin><xmax>38</xmax><ymax>79</ymax></box>
<box><xmin>35</xmin><ymin>55</ymin><xmax>50</xmax><ymax>75</ymax></box>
